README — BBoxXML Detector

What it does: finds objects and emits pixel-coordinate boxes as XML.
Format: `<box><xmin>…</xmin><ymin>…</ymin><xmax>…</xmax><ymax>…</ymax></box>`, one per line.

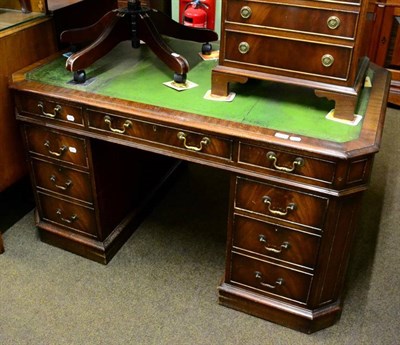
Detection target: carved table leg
<box><xmin>138</xmin><ymin>12</ymin><xmax>189</xmax><ymax>79</ymax></box>
<box><xmin>64</xmin><ymin>16</ymin><xmax>129</xmax><ymax>72</ymax></box>
<box><xmin>60</xmin><ymin>10</ymin><xmax>121</xmax><ymax>46</ymax></box>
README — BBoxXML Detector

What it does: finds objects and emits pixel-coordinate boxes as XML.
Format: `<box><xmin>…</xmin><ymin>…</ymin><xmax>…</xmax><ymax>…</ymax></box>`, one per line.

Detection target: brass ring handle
<box><xmin>238</xmin><ymin>41</ymin><xmax>250</xmax><ymax>54</ymax></box>
<box><xmin>258</xmin><ymin>234</ymin><xmax>289</xmax><ymax>253</ymax></box>
<box><xmin>321</xmin><ymin>54</ymin><xmax>334</xmax><ymax>67</ymax></box>
<box><xmin>262</xmin><ymin>196</ymin><xmax>296</xmax><ymax>216</ymax></box>
<box><xmin>56</xmin><ymin>209</ymin><xmax>77</xmax><ymax>224</ymax></box>
<box><xmin>104</xmin><ymin>115</ymin><xmax>133</xmax><ymax>134</ymax></box>
<box><xmin>255</xmin><ymin>271</ymin><xmax>284</xmax><ymax>289</ymax></box>
<box><xmin>37</xmin><ymin>101</ymin><xmax>61</xmax><ymax>118</ymax></box>
<box><xmin>267</xmin><ymin>151</ymin><xmax>304</xmax><ymax>172</ymax></box>
<box><xmin>177</xmin><ymin>132</ymin><xmax>210</xmax><ymax>152</ymax></box>
<box><xmin>50</xmin><ymin>175</ymin><xmax>72</xmax><ymax>190</ymax></box>
<box><xmin>44</xmin><ymin>140</ymin><xmax>67</xmax><ymax>157</ymax></box>
<box><xmin>327</xmin><ymin>16</ymin><xmax>341</xmax><ymax>30</ymax></box>
<box><xmin>240</xmin><ymin>6</ymin><xmax>252</xmax><ymax>19</ymax></box>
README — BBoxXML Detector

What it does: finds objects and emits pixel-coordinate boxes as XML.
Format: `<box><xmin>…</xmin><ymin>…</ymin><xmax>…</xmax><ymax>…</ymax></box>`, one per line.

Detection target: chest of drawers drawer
<box><xmin>16</xmin><ymin>94</ymin><xmax>84</xmax><ymax>127</ymax></box>
<box><xmin>24</xmin><ymin>126</ymin><xmax>89</xmax><ymax>168</ymax></box>
<box><xmin>37</xmin><ymin>192</ymin><xmax>97</xmax><ymax>238</ymax></box>
<box><xmin>87</xmin><ymin>109</ymin><xmax>233</xmax><ymax>161</ymax></box>
<box><xmin>238</xmin><ymin>143</ymin><xmax>337</xmax><ymax>186</ymax></box>
<box><xmin>235</xmin><ymin>177</ymin><xmax>329</xmax><ymax>230</ymax></box>
<box><xmin>31</xmin><ymin>158</ymin><xmax>93</xmax><ymax>204</ymax></box>
<box><xmin>224</xmin><ymin>31</ymin><xmax>352</xmax><ymax>80</ymax></box>
<box><xmin>233</xmin><ymin>214</ymin><xmax>320</xmax><ymax>269</ymax></box>
<box><xmin>226</xmin><ymin>1</ymin><xmax>358</xmax><ymax>39</ymax></box>
<box><xmin>230</xmin><ymin>252</ymin><xmax>313</xmax><ymax>304</ymax></box>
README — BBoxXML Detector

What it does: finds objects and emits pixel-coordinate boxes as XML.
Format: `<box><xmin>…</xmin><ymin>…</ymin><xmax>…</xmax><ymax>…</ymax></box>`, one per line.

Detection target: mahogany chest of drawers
<box><xmin>212</xmin><ymin>0</ymin><xmax>370</xmax><ymax>121</ymax></box>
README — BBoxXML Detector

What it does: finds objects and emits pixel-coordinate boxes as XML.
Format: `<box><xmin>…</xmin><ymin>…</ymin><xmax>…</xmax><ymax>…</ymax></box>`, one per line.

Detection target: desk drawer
<box><xmin>224</xmin><ymin>31</ymin><xmax>351</xmax><ymax>80</ymax></box>
<box><xmin>235</xmin><ymin>177</ymin><xmax>328</xmax><ymax>230</ymax></box>
<box><xmin>31</xmin><ymin>158</ymin><xmax>93</xmax><ymax>204</ymax></box>
<box><xmin>16</xmin><ymin>94</ymin><xmax>84</xmax><ymax>127</ymax></box>
<box><xmin>38</xmin><ymin>192</ymin><xmax>97</xmax><ymax>238</ymax></box>
<box><xmin>87</xmin><ymin>109</ymin><xmax>233</xmax><ymax>161</ymax></box>
<box><xmin>238</xmin><ymin>143</ymin><xmax>336</xmax><ymax>185</ymax></box>
<box><xmin>226</xmin><ymin>1</ymin><xmax>358</xmax><ymax>39</ymax></box>
<box><xmin>230</xmin><ymin>252</ymin><xmax>313</xmax><ymax>304</ymax></box>
<box><xmin>233</xmin><ymin>215</ymin><xmax>320</xmax><ymax>269</ymax></box>
<box><xmin>24</xmin><ymin>126</ymin><xmax>88</xmax><ymax>168</ymax></box>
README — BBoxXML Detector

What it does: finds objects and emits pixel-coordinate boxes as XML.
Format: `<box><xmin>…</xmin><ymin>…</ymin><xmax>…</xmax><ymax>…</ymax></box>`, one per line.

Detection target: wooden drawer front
<box><xmin>235</xmin><ymin>177</ymin><xmax>328</xmax><ymax>230</ymax></box>
<box><xmin>24</xmin><ymin>126</ymin><xmax>88</xmax><ymax>168</ymax></box>
<box><xmin>38</xmin><ymin>193</ymin><xmax>97</xmax><ymax>238</ymax></box>
<box><xmin>17</xmin><ymin>95</ymin><xmax>83</xmax><ymax>126</ymax></box>
<box><xmin>226</xmin><ymin>1</ymin><xmax>358</xmax><ymax>39</ymax></box>
<box><xmin>230</xmin><ymin>253</ymin><xmax>313</xmax><ymax>303</ymax></box>
<box><xmin>224</xmin><ymin>31</ymin><xmax>351</xmax><ymax>80</ymax></box>
<box><xmin>87</xmin><ymin>110</ymin><xmax>233</xmax><ymax>161</ymax></box>
<box><xmin>233</xmin><ymin>215</ymin><xmax>320</xmax><ymax>269</ymax></box>
<box><xmin>238</xmin><ymin>143</ymin><xmax>336</xmax><ymax>185</ymax></box>
<box><xmin>31</xmin><ymin>159</ymin><xmax>93</xmax><ymax>204</ymax></box>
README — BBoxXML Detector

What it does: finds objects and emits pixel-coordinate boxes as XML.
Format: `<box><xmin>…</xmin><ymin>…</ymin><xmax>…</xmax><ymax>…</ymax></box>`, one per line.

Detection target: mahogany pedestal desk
<box><xmin>9</xmin><ymin>41</ymin><xmax>390</xmax><ymax>333</ymax></box>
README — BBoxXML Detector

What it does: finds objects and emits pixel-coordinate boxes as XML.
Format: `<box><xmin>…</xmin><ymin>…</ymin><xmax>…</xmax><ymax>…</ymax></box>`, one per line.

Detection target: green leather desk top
<box><xmin>26</xmin><ymin>40</ymin><xmax>372</xmax><ymax>143</ymax></box>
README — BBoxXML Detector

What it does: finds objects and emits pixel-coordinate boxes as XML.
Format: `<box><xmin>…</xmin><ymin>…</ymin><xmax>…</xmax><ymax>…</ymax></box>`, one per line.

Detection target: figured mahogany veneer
<box><xmin>212</xmin><ymin>0</ymin><xmax>371</xmax><ymax>121</ymax></box>
<box><xmin>10</xmin><ymin>59</ymin><xmax>390</xmax><ymax>333</ymax></box>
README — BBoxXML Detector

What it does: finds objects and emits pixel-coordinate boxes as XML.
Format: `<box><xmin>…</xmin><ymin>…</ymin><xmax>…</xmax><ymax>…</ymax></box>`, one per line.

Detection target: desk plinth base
<box><xmin>218</xmin><ymin>283</ymin><xmax>342</xmax><ymax>334</ymax></box>
<box><xmin>35</xmin><ymin>209</ymin><xmax>142</xmax><ymax>264</ymax></box>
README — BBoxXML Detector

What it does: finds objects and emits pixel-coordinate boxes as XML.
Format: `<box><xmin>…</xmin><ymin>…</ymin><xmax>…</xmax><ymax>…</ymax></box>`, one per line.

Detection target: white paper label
<box><xmin>274</xmin><ymin>132</ymin><xmax>289</xmax><ymax>139</ymax></box>
<box><xmin>290</xmin><ymin>136</ymin><xmax>302</xmax><ymax>142</ymax></box>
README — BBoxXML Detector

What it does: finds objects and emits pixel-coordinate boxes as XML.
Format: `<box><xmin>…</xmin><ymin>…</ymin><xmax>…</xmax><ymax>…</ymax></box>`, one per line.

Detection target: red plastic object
<box><xmin>179</xmin><ymin>0</ymin><xmax>215</xmax><ymax>30</ymax></box>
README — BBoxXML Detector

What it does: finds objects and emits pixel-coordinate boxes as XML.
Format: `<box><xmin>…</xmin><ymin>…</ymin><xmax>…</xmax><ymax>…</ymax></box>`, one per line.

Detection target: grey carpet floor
<box><xmin>1</xmin><ymin>108</ymin><xmax>399</xmax><ymax>345</ymax></box>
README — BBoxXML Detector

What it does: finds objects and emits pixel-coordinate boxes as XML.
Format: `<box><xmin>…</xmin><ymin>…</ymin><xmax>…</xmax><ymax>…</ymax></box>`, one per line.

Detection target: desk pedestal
<box><xmin>22</xmin><ymin>125</ymin><xmax>180</xmax><ymax>264</ymax></box>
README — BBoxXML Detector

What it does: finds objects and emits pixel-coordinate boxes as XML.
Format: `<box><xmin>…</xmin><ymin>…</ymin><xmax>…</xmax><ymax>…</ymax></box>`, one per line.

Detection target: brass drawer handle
<box><xmin>44</xmin><ymin>140</ymin><xmax>67</xmax><ymax>157</ymax></box>
<box><xmin>321</xmin><ymin>54</ymin><xmax>334</xmax><ymax>67</ymax></box>
<box><xmin>50</xmin><ymin>175</ymin><xmax>72</xmax><ymax>191</ymax></box>
<box><xmin>255</xmin><ymin>271</ymin><xmax>284</xmax><ymax>289</ymax></box>
<box><xmin>56</xmin><ymin>209</ymin><xmax>78</xmax><ymax>224</ymax></box>
<box><xmin>240</xmin><ymin>6</ymin><xmax>252</xmax><ymax>19</ymax></box>
<box><xmin>327</xmin><ymin>16</ymin><xmax>341</xmax><ymax>30</ymax></box>
<box><xmin>104</xmin><ymin>115</ymin><xmax>133</xmax><ymax>134</ymax></box>
<box><xmin>37</xmin><ymin>101</ymin><xmax>61</xmax><ymax>118</ymax></box>
<box><xmin>262</xmin><ymin>196</ymin><xmax>296</xmax><ymax>216</ymax></box>
<box><xmin>238</xmin><ymin>41</ymin><xmax>250</xmax><ymax>54</ymax></box>
<box><xmin>177</xmin><ymin>132</ymin><xmax>210</xmax><ymax>152</ymax></box>
<box><xmin>258</xmin><ymin>234</ymin><xmax>289</xmax><ymax>253</ymax></box>
<box><xmin>267</xmin><ymin>151</ymin><xmax>304</xmax><ymax>172</ymax></box>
